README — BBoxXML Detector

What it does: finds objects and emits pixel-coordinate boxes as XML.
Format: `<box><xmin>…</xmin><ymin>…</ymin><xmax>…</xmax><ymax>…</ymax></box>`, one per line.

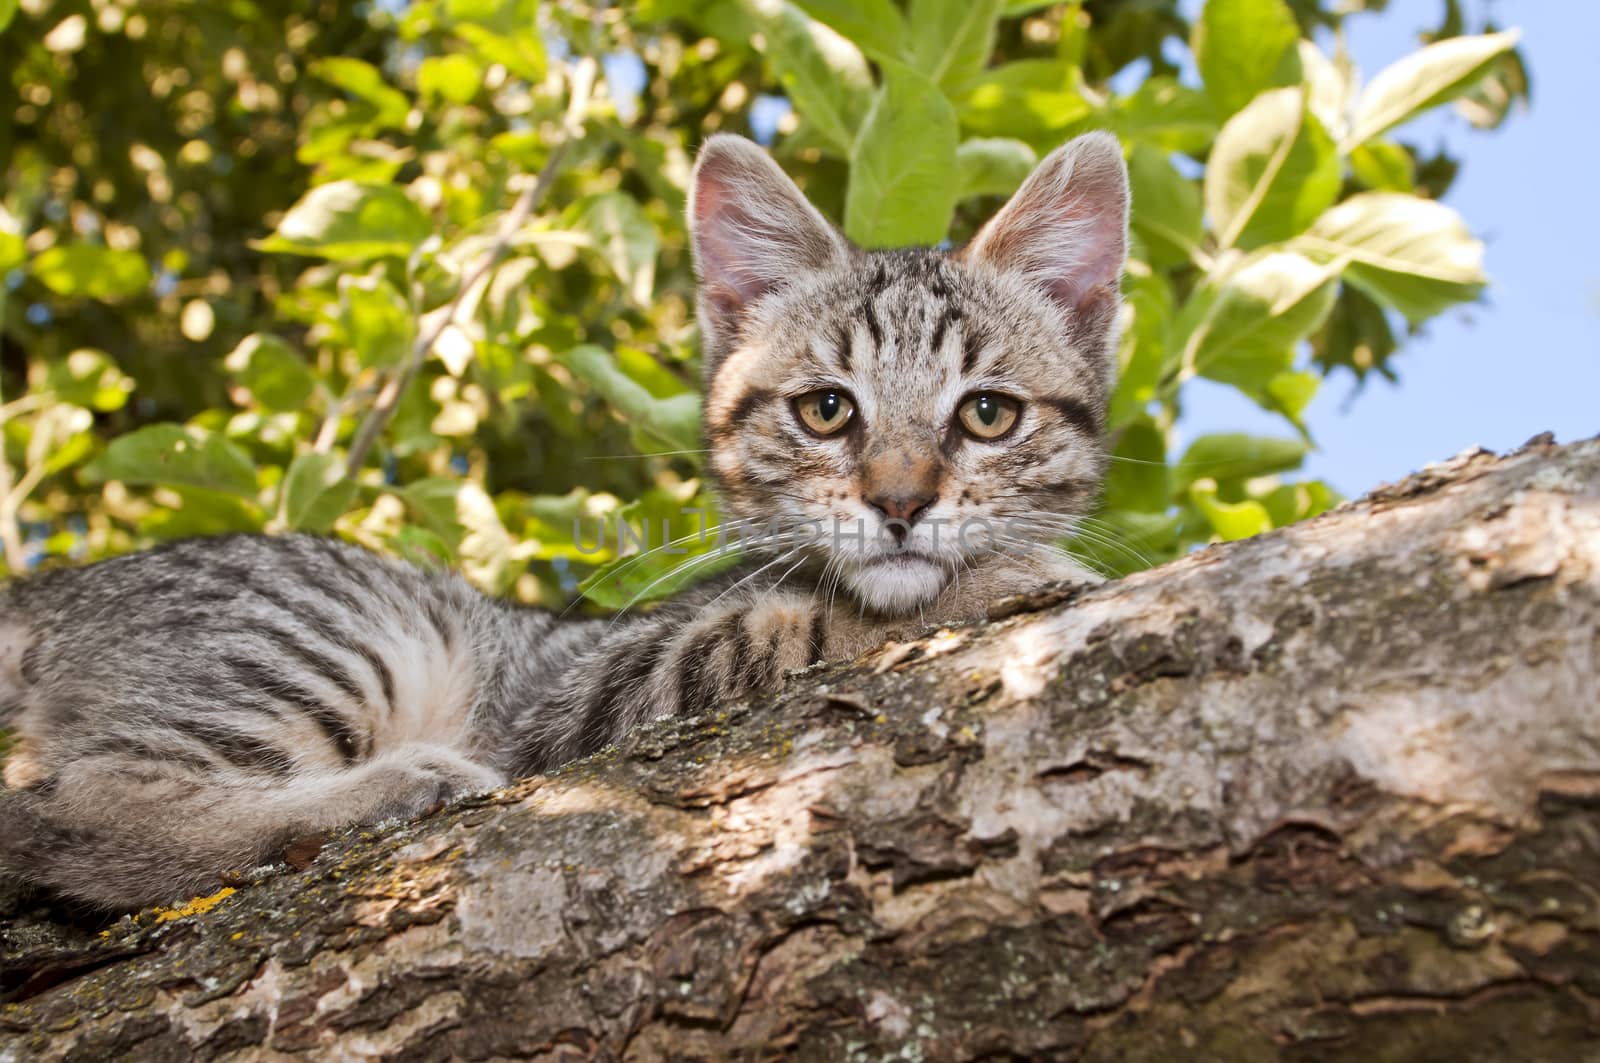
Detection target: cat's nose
<box><xmin>866</xmin><ymin>491</ymin><xmax>936</xmax><ymax>530</ymax></box>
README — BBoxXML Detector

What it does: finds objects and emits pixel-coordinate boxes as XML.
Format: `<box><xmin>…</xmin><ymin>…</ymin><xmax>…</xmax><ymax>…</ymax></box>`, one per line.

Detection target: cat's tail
<box><xmin>0</xmin><ymin>744</ymin><xmax>506</xmax><ymax>910</ymax></box>
<box><xmin>0</xmin><ymin>606</ymin><xmax>28</xmax><ymax>728</ymax></box>
<box><xmin>3</xmin><ymin>788</ymin><xmax>245</xmax><ymax>915</ymax></box>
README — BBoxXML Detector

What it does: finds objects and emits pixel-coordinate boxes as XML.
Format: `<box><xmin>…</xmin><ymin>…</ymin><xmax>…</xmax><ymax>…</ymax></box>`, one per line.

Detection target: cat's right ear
<box><xmin>689</xmin><ymin>134</ymin><xmax>849</xmax><ymax>358</ymax></box>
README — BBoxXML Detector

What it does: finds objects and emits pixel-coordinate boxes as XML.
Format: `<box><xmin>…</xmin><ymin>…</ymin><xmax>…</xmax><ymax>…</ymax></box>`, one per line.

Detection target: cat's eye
<box><xmin>793</xmin><ymin>388</ymin><xmax>856</xmax><ymax>437</ymax></box>
<box><xmin>956</xmin><ymin>392</ymin><xmax>1021</xmax><ymax>440</ymax></box>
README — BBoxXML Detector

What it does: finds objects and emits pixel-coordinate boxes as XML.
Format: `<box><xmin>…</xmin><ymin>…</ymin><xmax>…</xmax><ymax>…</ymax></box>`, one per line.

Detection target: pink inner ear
<box><xmin>963</xmin><ymin>136</ymin><xmax>1128</xmax><ymax>319</ymax></box>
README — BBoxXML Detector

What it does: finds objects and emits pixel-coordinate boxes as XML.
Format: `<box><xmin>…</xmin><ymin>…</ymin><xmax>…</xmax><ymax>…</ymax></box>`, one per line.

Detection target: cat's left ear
<box><xmin>689</xmin><ymin>134</ymin><xmax>850</xmax><ymax>365</ymax></box>
<box><xmin>959</xmin><ymin>131</ymin><xmax>1129</xmax><ymax>342</ymax></box>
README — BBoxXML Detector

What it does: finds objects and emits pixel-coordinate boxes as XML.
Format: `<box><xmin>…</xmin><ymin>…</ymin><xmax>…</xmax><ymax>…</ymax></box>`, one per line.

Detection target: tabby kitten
<box><xmin>0</xmin><ymin>131</ymin><xmax>1129</xmax><ymax>909</ymax></box>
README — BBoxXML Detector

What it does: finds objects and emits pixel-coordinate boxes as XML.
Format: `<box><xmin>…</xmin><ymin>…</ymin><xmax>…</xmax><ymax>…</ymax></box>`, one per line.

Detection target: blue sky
<box><xmin>1178</xmin><ymin>0</ymin><xmax>1600</xmax><ymax>494</ymax></box>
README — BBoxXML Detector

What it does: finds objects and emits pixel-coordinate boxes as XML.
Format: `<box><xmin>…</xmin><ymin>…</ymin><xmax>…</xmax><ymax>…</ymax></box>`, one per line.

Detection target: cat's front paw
<box><xmin>674</xmin><ymin>593</ymin><xmax>823</xmax><ymax>712</ymax></box>
<box><xmin>356</xmin><ymin>745</ymin><xmax>505</xmax><ymax>822</ymax></box>
<box><xmin>931</xmin><ymin>551</ymin><xmax>1099</xmax><ymax>622</ymax></box>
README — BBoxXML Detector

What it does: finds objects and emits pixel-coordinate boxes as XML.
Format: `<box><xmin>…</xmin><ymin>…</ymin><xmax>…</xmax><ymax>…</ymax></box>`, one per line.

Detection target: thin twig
<box><xmin>343</xmin><ymin>55</ymin><xmax>598</xmax><ymax>479</ymax></box>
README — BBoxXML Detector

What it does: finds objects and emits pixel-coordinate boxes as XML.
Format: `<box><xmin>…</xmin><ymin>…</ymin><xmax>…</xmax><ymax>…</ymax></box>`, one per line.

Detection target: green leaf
<box><xmin>140</xmin><ymin>486</ymin><xmax>266</xmax><ymax>539</ymax></box>
<box><xmin>418</xmin><ymin>54</ymin><xmax>485</xmax><ymax>104</ymax></box>
<box><xmin>396</xmin><ymin>477</ymin><xmax>468</xmax><ymax>548</ymax></box>
<box><xmin>1264</xmin><ymin>369</ymin><xmax>1319</xmax><ymax>427</ymax></box>
<box><xmin>0</xmin><ymin>0</ymin><xmax>17</xmax><ymax>33</ymax></box>
<box><xmin>31</xmin><ymin>245</ymin><xmax>150</xmax><ymax>300</ymax></box>
<box><xmin>1105</xmin><ymin>77</ymin><xmax>1218</xmax><ymax>155</ymax></box>
<box><xmin>391</xmin><ymin>525</ymin><xmax>456</xmax><ymax>568</ymax></box>
<box><xmin>46</xmin><ymin>348</ymin><xmax>134</xmax><ymax>411</ymax></box>
<box><xmin>0</xmin><ymin>231</ymin><xmax>23</xmax><ymax>273</ymax></box>
<box><xmin>1109</xmin><ymin>267</ymin><xmax>1173</xmax><ymax>429</ymax></box>
<box><xmin>957</xmin><ymin>60</ymin><xmax>1091</xmax><ymax>140</ymax></box>
<box><xmin>1349</xmin><ymin>139</ymin><xmax>1416</xmax><ymax>192</ymax></box>
<box><xmin>578</xmin><ymin>192</ymin><xmax>659</xmax><ymax>306</ymax></box>
<box><xmin>281</xmin><ymin>452</ymin><xmax>357</xmax><ymax>532</ymax></box>
<box><xmin>1171</xmin><ymin>252</ymin><xmax>1339</xmax><ymax>393</ymax></box>
<box><xmin>578</xmin><ymin>488</ymin><xmax>742</xmax><ymax>608</ymax></box>
<box><xmin>845</xmin><ymin>63</ymin><xmax>960</xmax><ymax>248</ymax></box>
<box><xmin>955</xmin><ymin>138</ymin><xmax>1037</xmax><ymax>201</ymax></box>
<box><xmin>560</xmin><ymin>345</ymin><xmax>702</xmax><ymax>453</ymax></box>
<box><xmin>309</xmin><ymin>57</ymin><xmax>411</xmax><ymax>131</ymax></box>
<box><xmin>339</xmin><ymin>274</ymin><xmax>415</xmax><ymax>368</ymax></box>
<box><xmin>448</xmin><ymin>0</ymin><xmax>546</xmax><ymax>80</ymax></box>
<box><xmin>84</xmin><ymin>424</ymin><xmax>259</xmax><ymax>497</ymax></box>
<box><xmin>1297</xmin><ymin>192</ymin><xmax>1487</xmax><ymax>323</ymax></box>
<box><xmin>1102</xmin><ymin>417</ymin><xmax>1168</xmax><ymax>512</ymax></box>
<box><xmin>224</xmin><ymin>333</ymin><xmax>317</xmax><ymax>412</ymax></box>
<box><xmin>906</xmin><ymin>0</ymin><xmax>1003</xmax><ymax>90</ymax></box>
<box><xmin>1189</xmin><ymin>479</ymin><xmax>1272</xmax><ymax>541</ymax></box>
<box><xmin>1128</xmin><ymin>144</ymin><xmax>1202</xmax><ymax>268</ymax></box>
<box><xmin>1067</xmin><ymin>509</ymin><xmax>1180</xmax><ymax>579</ymax></box>
<box><xmin>1192</xmin><ymin>0</ymin><xmax>1302</xmax><ymax>119</ymax></box>
<box><xmin>790</xmin><ymin>0</ymin><xmax>905</xmax><ymax>62</ymax></box>
<box><xmin>1176</xmin><ymin>433</ymin><xmax>1308</xmax><ymax>490</ymax></box>
<box><xmin>1313</xmin><ymin>284</ymin><xmax>1397</xmax><ymax>379</ymax></box>
<box><xmin>1346</xmin><ymin>30</ymin><xmax>1520</xmax><ymax>147</ymax></box>
<box><xmin>1259</xmin><ymin>479</ymin><xmax>1339</xmax><ymax>528</ymax></box>
<box><xmin>1205</xmin><ymin>87</ymin><xmax>1339</xmax><ymax>250</ymax></box>
<box><xmin>255</xmin><ymin>181</ymin><xmax>431</xmax><ymax>261</ymax></box>
<box><xmin>743</xmin><ymin>0</ymin><xmax>873</xmax><ymax>155</ymax></box>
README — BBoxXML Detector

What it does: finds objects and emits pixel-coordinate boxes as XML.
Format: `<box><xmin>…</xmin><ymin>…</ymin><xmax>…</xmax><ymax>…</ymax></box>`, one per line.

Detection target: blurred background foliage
<box><xmin>0</xmin><ymin>0</ymin><xmax>1527</xmax><ymax>605</ymax></box>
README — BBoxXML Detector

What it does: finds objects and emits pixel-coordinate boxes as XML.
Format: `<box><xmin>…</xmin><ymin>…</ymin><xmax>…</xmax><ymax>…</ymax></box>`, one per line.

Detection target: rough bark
<box><xmin>4</xmin><ymin>434</ymin><xmax>1600</xmax><ymax>1061</ymax></box>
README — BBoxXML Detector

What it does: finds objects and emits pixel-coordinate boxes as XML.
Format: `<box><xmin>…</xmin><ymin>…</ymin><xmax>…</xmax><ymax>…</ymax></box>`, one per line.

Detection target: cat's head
<box><xmin>688</xmin><ymin>132</ymin><xmax>1129</xmax><ymax>616</ymax></box>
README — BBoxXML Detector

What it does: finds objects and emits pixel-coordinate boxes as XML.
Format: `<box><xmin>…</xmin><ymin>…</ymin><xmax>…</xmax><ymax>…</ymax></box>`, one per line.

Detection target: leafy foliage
<box><xmin>0</xmin><ymin>0</ymin><xmax>1527</xmax><ymax>601</ymax></box>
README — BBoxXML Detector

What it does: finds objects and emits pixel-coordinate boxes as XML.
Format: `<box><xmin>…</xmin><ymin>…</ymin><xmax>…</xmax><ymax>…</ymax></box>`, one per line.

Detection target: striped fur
<box><xmin>0</xmin><ymin>133</ymin><xmax>1129</xmax><ymax>909</ymax></box>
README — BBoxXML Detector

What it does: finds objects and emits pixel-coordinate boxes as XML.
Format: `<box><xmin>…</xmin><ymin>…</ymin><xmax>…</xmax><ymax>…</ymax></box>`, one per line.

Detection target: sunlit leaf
<box><xmin>1205</xmin><ymin>87</ymin><xmax>1339</xmax><ymax>250</ymax></box>
<box><xmin>309</xmin><ymin>57</ymin><xmax>411</xmax><ymax>131</ymax></box>
<box><xmin>256</xmin><ymin>181</ymin><xmax>431</xmax><ymax>261</ymax></box>
<box><xmin>418</xmin><ymin>54</ymin><xmax>485</xmax><ymax>104</ymax></box>
<box><xmin>957</xmin><ymin>60</ymin><xmax>1092</xmax><ymax>140</ymax></box>
<box><xmin>955</xmin><ymin>138</ymin><xmax>1037</xmax><ymax>200</ymax></box>
<box><xmin>31</xmin><ymin>246</ymin><xmax>149</xmax><ymax>300</ymax></box>
<box><xmin>1346</xmin><ymin>29</ymin><xmax>1520</xmax><ymax>146</ymax></box>
<box><xmin>1171</xmin><ymin>252</ymin><xmax>1339</xmax><ymax>393</ymax></box>
<box><xmin>0</xmin><ymin>231</ymin><xmax>23</xmax><ymax>273</ymax></box>
<box><xmin>1189</xmin><ymin>478</ymin><xmax>1272</xmax><ymax>540</ymax></box>
<box><xmin>47</xmin><ymin>348</ymin><xmax>134</xmax><ymax>412</ymax></box>
<box><xmin>1348</xmin><ymin>139</ymin><xmax>1416</xmax><ymax>192</ymax></box>
<box><xmin>1297</xmin><ymin>192</ymin><xmax>1487</xmax><ymax>322</ymax></box>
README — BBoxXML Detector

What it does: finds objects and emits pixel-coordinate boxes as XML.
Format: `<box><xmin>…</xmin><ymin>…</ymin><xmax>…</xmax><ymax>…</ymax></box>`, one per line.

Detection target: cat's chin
<box><xmin>842</xmin><ymin>555</ymin><xmax>947</xmax><ymax>616</ymax></box>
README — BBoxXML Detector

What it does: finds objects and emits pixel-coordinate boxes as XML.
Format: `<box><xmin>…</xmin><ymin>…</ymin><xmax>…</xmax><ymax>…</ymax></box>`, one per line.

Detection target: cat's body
<box><xmin>0</xmin><ymin>131</ymin><xmax>1130</xmax><ymax>909</ymax></box>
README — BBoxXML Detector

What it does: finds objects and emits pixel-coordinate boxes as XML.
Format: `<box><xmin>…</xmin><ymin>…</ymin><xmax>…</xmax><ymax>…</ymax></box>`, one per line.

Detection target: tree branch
<box><xmin>5</xmin><ymin>434</ymin><xmax>1600</xmax><ymax>1058</ymax></box>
